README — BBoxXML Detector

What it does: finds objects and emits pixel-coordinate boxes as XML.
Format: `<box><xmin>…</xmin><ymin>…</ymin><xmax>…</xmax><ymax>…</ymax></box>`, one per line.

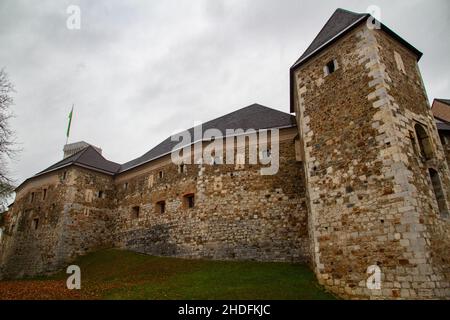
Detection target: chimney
<box><xmin>63</xmin><ymin>141</ymin><xmax>102</xmax><ymax>159</ymax></box>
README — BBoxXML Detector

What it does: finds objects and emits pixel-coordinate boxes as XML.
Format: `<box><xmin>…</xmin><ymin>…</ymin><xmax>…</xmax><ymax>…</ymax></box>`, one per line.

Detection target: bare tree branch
<box><xmin>0</xmin><ymin>68</ymin><xmax>16</xmax><ymax>210</ymax></box>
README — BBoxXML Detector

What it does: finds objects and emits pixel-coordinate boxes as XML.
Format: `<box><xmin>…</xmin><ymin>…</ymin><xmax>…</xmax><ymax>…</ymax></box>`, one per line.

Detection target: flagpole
<box><xmin>66</xmin><ymin>104</ymin><xmax>74</xmax><ymax>146</ymax></box>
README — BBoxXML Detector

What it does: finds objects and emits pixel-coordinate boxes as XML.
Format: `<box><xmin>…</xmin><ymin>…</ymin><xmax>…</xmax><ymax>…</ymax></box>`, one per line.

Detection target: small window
<box><xmin>414</xmin><ymin>123</ymin><xmax>433</xmax><ymax>160</ymax></box>
<box><xmin>183</xmin><ymin>194</ymin><xmax>195</xmax><ymax>209</ymax></box>
<box><xmin>156</xmin><ymin>201</ymin><xmax>166</xmax><ymax>214</ymax></box>
<box><xmin>98</xmin><ymin>190</ymin><xmax>104</xmax><ymax>198</ymax></box>
<box><xmin>158</xmin><ymin>171</ymin><xmax>164</xmax><ymax>179</ymax></box>
<box><xmin>32</xmin><ymin>218</ymin><xmax>39</xmax><ymax>230</ymax></box>
<box><xmin>10</xmin><ymin>224</ymin><xmax>15</xmax><ymax>233</ymax></box>
<box><xmin>62</xmin><ymin>171</ymin><xmax>67</xmax><ymax>180</ymax></box>
<box><xmin>429</xmin><ymin>168</ymin><xmax>448</xmax><ymax>218</ymax></box>
<box><xmin>43</xmin><ymin>188</ymin><xmax>47</xmax><ymax>200</ymax></box>
<box><xmin>30</xmin><ymin>192</ymin><xmax>35</xmax><ymax>203</ymax></box>
<box><xmin>131</xmin><ymin>206</ymin><xmax>140</xmax><ymax>219</ymax></box>
<box><xmin>324</xmin><ymin>59</ymin><xmax>337</xmax><ymax>76</ymax></box>
<box><xmin>124</xmin><ymin>182</ymin><xmax>128</xmax><ymax>190</ymax></box>
<box><xmin>178</xmin><ymin>163</ymin><xmax>185</xmax><ymax>173</ymax></box>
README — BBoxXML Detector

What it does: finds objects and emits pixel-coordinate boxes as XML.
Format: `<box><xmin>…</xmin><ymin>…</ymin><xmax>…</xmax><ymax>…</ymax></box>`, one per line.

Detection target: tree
<box><xmin>0</xmin><ymin>68</ymin><xmax>16</xmax><ymax>212</ymax></box>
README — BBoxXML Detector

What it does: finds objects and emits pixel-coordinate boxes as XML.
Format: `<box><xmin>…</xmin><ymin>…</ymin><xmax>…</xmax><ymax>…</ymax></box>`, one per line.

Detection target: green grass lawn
<box><xmin>2</xmin><ymin>249</ymin><xmax>336</xmax><ymax>300</ymax></box>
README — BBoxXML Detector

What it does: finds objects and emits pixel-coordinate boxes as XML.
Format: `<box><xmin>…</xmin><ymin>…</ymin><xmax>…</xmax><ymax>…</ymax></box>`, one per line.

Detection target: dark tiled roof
<box><xmin>26</xmin><ymin>104</ymin><xmax>295</xmax><ymax>184</ymax></box>
<box><xmin>435</xmin><ymin>99</ymin><xmax>450</xmax><ymax>106</ymax></box>
<box><xmin>120</xmin><ymin>104</ymin><xmax>296</xmax><ymax>172</ymax></box>
<box><xmin>289</xmin><ymin>8</ymin><xmax>423</xmax><ymax>112</ymax></box>
<box><xmin>37</xmin><ymin>146</ymin><xmax>121</xmax><ymax>176</ymax></box>
<box><xmin>291</xmin><ymin>9</ymin><xmax>367</xmax><ymax>70</ymax></box>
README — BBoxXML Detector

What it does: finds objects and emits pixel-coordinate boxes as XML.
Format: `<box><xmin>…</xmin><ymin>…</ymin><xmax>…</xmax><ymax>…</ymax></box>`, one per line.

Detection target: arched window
<box><xmin>414</xmin><ymin>124</ymin><xmax>433</xmax><ymax>160</ymax></box>
<box><xmin>429</xmin><ymin>168</ymin><xmax>448</xmax><ymax>218</ymax></box>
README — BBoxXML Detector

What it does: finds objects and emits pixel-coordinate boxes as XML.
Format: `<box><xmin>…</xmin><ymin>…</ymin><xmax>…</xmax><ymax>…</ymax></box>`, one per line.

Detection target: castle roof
<box><xmin>18</xmin><ymin>104</ymin><xmax>295</xmax><ymax>189</ymax></box>
<box><xmin>119</xmin><ymin>103</ymin><xmax>296</xmax><ymax>172</ymax></box>
<box><xmin>36</xmin><ymin>145</ymin><xmax>121</xmax><ymax>177</ymax></box>
<box><xmin>289</xmin><ymin>8</ymin><xmax>423</xmax><ymax>112</ymax></box>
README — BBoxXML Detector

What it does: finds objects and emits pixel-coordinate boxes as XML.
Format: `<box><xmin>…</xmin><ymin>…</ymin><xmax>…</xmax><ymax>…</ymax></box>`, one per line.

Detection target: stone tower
<box><xmin>291</xmin><ymin>9</ymin><xmax>450</xmax><ymax>299</ymax></box>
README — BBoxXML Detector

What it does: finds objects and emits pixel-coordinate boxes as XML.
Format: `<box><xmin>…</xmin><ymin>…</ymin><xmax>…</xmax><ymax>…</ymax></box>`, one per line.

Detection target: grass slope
<box><xmin>0</xmin><ymin>249</ymin><xmax>335</xmax><ymax>300</ymax></box>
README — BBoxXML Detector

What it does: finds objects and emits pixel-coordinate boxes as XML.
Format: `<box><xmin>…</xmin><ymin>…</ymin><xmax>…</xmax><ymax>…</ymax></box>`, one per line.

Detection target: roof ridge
<box><xmin>435</xmin><ymin>98</ymin><xmax>450</xmax><ymax>105</ymax></box>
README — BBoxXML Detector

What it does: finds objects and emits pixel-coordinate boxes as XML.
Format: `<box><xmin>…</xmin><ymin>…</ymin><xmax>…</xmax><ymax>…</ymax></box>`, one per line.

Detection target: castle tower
<box><xmin>291</xmin><ymin>9</ymin><xmax>450</xmax><ymax>299</ymax></box>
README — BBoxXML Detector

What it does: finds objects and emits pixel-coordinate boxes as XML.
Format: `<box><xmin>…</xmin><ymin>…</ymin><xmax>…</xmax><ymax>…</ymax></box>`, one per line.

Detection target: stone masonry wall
<box><xmin>0</xmin><ymin>127</ymin><xmax>310</xmax><ymax>278</ymax></box>
<box><xmin>375</xmin><ymin>29</ymin><xmax>450</xmax><ymax>298</ymax></box>
<box><xmin>114</xmin><ymin>128</ymin><xmax>310</xmax><ymax>263</ymax></box>
<box><xmin>0</xmin><ymin>167</ymin><xmax>116</xmax><ymax>278</ymax></box>
<box><xmin>293</xmin><ymin>24</ymin><xmax>450</xmax><ymax>299</ymax></box>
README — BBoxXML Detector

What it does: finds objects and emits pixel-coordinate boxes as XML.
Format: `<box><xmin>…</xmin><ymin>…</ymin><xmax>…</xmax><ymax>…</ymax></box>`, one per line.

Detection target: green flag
<box><xmin>66</xmin><ymin>105</ymin><xmax>74</xmax><ymax>138</ymax></box>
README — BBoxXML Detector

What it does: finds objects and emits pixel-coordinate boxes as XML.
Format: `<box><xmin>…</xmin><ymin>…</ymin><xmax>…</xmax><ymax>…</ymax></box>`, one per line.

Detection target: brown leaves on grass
<box><xmin>0</xmin><ymin>279</ymin><xmax>106</xmax><ymax>300</ymax></box>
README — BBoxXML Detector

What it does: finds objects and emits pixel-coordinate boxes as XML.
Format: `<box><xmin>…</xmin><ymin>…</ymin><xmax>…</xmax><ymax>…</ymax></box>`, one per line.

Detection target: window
<box><xmin>158</xmin><ymin>171</ymin><xmax>164</xmax><ymax>179</ymax></box>
<box><xmin>178</xmin><ymin>163</ymin><xmax>185</xmax><ymax>173</ymax></box>
<box><xmin>32</xmin><ymin>218</ymin><xmax>39</xmax><ymax>230</ymax></box>
<box><xmin>43</xmin><ymin>188</ymin><xmax>47</xmax><ymax>200</ymax></box>
<box><xmin>62</xmin><ymin>171</ymin><xmax>67</xmax><ymax>180</ymax></box>
<box><xmin>30</xmin><ymin>192</ymin><xmax>35</xmax><ymax>203</ymax></box>
<box><xmin>414</xmin><ymin>123</ymin><xmax>433</xmax><ymax>160</ymax></box>
<box><xmin>98</xmin><ymin>190</ymin><xmax>104</xmax><ymax>198</ymax></box>
<box><xmin>156</xmin><ymin>201</ymin><xmax>166</xmax><ymax>214</ymax></box>
<box><xmin>131</xmin><ymin>206</ymin><xmax>140</xmax><ymax>219</ymax></box>
<box><xmin>183</xmin><ymin>194</ymin><xmax>195</xmax><ymax>209</ymax></box>
<box><xmin>324</xmin><ymin>59</ymin><xmax>338</xmax><ymax>76</ymax></box>
<box><xmin>124</xmin><ymin>182</ymin><xmax>128</xmax><ymax>190</ymax></box>
<box><xmin>429</xmin><ymin>168</ymin><xmax>448</xmax><ymax>218</ymax></box>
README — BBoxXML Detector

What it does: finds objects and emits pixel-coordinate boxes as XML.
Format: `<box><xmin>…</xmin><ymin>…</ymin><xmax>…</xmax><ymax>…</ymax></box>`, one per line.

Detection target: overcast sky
<box><xmin>1</xmin><ymin>0</ymin><xmax>449</xmax><ymax>185</ymax></box>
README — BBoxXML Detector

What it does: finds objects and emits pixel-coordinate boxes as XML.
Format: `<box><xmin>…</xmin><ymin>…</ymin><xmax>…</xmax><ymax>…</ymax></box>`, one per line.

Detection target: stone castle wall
<box><xmin>293</xmin><ymin>24</ymin><xmax>450</xmax><ymax>299</ymax></box>
<box><xmin>0</xmin><ymin>127</ymin><xmax>310</xmax><ymax>278</ymax></box>
<box><xmin>0</xmin><ymin>167</ymin><xmax>117</xmax><ymax>278</ymax></box>
<box><xmin>114</xmin><ymin>128</ymin><xmax>309</xmax><ymax>262</ymax></box>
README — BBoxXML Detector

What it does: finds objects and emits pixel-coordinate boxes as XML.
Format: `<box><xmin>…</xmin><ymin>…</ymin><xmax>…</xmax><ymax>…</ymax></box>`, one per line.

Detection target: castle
<box><xmin>0</xmin><ymin>9</ymin><xmax>449</xmax><ymax>299</ymax></box>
